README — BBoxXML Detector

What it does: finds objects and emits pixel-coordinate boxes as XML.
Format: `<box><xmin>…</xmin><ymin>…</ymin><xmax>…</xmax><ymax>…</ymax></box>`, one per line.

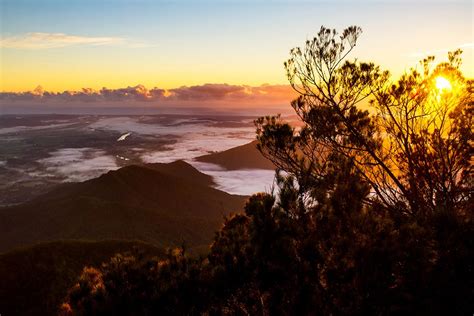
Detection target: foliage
<box><xmin>60</xmin><ymin>249</ymin><xmax>205</xmax><ymax>316</ymax></box>
<box><xmin>258</xmin><ymin>26</ymin><xmax>472</xmax><ymax>217</ymax></box>
<box><xmin>0</xmin><ymin>240</ymin><xmax>164</xmax><ymax>316</ymax></box>
<box><xmin>253</xmin><ymin>25</ymin><xmax>473</xmax><ymax>314</ymax></box>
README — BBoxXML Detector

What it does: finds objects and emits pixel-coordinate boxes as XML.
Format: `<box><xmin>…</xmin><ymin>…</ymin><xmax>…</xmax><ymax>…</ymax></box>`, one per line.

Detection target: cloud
<box><xmin>168</xmin><ymin>83</ymin><xmax>295</xmax><ymax>105</ymax></box>
<box><xmin>169</xmin><ymin>84</ymin><xmax>244</xmax><ymax>100</ymax></box>
<box><xmin>0</xmin><ymin>84</ymin><xmax>166</xmax><ymax>103</ymax></box>
<box><xmin>99</xmin><ymin>85</ymin><xmax>166</xmax><ymax>101</ymax></box>
<box><xmin>0</xmin><ymin>32</ymin><xmax>125</xmax><ymax>49</ymax></box>
<box><xmin>407</xmin><ymin>42</ymin><xmax>474</xmax><ymax>58</ymax></box>
<box><xmin>0</xmin><ymin>84</ymin><xmax>295</xmax><ymax>107</ymax></box>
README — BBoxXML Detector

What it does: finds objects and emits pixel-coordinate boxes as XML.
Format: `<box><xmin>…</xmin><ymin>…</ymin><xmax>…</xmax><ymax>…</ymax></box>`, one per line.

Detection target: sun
<box><xmin>435</xmin><ymin>76</ymin><xmax>452</xmax><ymax>92</ymax></box>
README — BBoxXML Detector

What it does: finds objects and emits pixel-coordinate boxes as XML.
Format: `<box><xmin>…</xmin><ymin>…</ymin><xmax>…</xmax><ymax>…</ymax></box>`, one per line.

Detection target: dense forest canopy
<box><xmin>61</xmin><ymin>26</ymin><xmax>473</xmax><ymax>316</ymax></box>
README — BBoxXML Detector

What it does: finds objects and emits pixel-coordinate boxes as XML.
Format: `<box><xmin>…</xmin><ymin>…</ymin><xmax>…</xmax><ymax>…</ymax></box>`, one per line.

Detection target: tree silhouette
<box><xmin>257</xmin><ymin>26</ymin><xmax>472</xmax><ymax>218</ymax></box>
<box><xmin>254</xmin><ymin>25</ymin><xmax>473</xmax><ymax>314</ymax></box>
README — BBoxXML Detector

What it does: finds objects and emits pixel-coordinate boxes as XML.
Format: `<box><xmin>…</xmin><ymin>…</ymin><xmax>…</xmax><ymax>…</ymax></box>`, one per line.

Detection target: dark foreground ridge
<box><xmin>0</xmin><ymin>240</ymin><xmax>165</xmax><ymax>316</ymax></box>
<box><xmin>0</xmin><ymin>160</ymin><xmax>247</xmax><ymax>253</ymax></box>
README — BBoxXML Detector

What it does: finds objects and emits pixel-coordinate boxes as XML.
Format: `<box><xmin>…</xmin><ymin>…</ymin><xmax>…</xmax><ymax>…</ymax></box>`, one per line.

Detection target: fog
<box><xmin>0</xmin><ymin>114</ymin><xmax>276</xmax><ymax>204</ymax></box>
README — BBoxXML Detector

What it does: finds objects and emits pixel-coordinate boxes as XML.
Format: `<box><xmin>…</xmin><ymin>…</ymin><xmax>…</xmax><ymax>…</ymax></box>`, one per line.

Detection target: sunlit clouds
<box><xmin>0</xmin><ymin>32</ymin><xmax>126</xmax><ymax>49</ymax></box>
<box><xmin>0</xmin><ymin>83</ymin><xmax>295</xmax><ymax>108</ymax></box>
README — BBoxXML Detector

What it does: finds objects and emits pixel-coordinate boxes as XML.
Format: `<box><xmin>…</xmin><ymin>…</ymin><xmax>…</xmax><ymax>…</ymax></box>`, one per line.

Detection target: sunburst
<box><xmin>435</xmin><ymin>76</ymin><xmax>452</xmax><ymax>92</ymax></box>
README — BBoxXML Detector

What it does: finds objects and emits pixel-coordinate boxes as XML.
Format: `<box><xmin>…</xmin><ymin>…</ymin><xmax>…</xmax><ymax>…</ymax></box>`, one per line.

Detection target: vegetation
<box><xmin>59</xmin><ymin>26</ymin><xmax>472</xmax><ymax>315</ymax></box>
<box><xmin>0</xmin><ymin>240</ymin><xmax>164</xmax><ymax>316</ymax></box>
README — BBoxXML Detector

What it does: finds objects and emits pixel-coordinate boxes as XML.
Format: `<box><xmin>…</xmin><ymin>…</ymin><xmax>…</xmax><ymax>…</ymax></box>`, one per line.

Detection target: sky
<box><xmin>0</xmin><ymin>0</ymin><xmax>472</xmax><ymax>107</ymax></box>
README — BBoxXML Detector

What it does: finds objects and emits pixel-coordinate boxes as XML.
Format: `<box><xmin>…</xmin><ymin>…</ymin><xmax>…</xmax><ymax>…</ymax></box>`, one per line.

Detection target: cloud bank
<box><xmin>0</xmin><ymin>32</ymin><xmax>125</xmax><ymax>49</ymax></box>
<box><xmin>0</xmin><ymin>83</ymin><xmax>295</xmax><ymax>108</ymax></box>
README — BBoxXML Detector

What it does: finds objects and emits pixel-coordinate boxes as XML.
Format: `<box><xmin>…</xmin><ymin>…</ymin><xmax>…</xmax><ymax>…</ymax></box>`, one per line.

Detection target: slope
<box><xmin>195</xmin><ymin>140</ymin><xmax>275</xmax><ymax>170</ymax></box>
<box><xmin>0</xmin><ymin>160</ymin><xmax>246</xmax><ymax>253</ymax></box>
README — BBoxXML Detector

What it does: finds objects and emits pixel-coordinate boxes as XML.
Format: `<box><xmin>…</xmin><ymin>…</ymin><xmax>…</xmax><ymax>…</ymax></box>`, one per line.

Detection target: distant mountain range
<box><xmin>0</xmin><ymin>160</ymin><xmax>247</xmax><ymax>254</ymax></box>
<box><xmin>196</xmin><ymin>140</ymin><xmax>275</xmax><ymax>170</ymax></box>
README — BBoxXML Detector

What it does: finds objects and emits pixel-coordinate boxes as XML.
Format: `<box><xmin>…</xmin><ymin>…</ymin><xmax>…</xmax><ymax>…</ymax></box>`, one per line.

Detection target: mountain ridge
<box><xmin>196</xmin><ymin>140</ymin><xmax>275</xmax><ymax>170</ymax></box>
<box><xmin>0</xmin><ymin>160</ymin><xmax>247</xmax><ymax>253</ymax></box>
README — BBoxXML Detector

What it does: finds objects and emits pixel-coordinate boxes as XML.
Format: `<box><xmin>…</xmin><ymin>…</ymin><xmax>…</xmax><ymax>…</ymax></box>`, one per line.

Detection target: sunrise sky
<box><xmin>0</xmin><ymin>0</ymin><xmax>472</xmax><ymax>100</ymax></box>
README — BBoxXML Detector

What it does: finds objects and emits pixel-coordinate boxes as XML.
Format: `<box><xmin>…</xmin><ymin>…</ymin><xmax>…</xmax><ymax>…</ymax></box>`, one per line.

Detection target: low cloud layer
<box><xmin>0</xmin><ymin>83</ymin><xmax>295</xmax><ymax>108</ymax></box>
<box><xmin>0</xmin><ymin>32</ymin><xmax>125</xmax><ymax>49</ymax></box>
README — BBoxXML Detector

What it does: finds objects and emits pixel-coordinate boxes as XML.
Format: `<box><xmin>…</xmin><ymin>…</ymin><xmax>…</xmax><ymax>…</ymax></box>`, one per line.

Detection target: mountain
<box><xmin>196</xmin><ymin>140</ymin><xmax>275</xmax><ymax>170</ymax></box>
<box><xmin>0</xmin><ymin>160</ymin><xmax>247</xmax><ymax>253</ymax></box>
<box><xmin>0</xmin><ymin>240</ymin><xmax>165</xmax><ymax>316</ymax></box>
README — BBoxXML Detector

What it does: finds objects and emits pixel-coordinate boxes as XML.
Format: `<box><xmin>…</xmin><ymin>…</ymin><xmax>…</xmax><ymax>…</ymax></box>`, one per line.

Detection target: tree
<box><xmin>256</xmin><ymin>26</ymin><xmax>472</xmax><ymax>218</ymax></box>
<box><xmin>254</xmin><ymin>25</ymin><xmax>473</xmax><ymax>314</ymax></box>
